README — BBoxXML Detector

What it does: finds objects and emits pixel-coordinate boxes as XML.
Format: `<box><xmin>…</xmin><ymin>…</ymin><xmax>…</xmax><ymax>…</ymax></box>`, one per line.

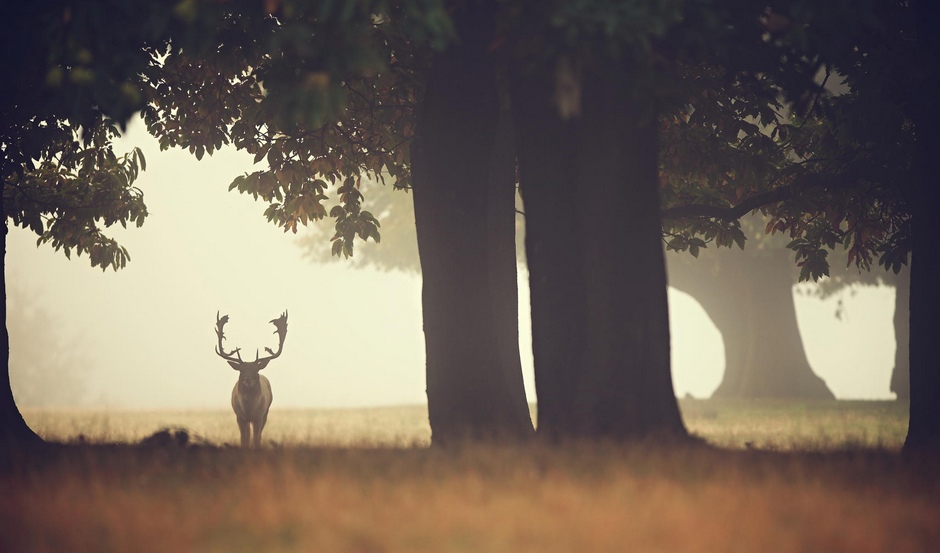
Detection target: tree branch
<box><xmin>661</xmin><ymin>186</ymin><xmax>794</xmax><ymax>221</ymax></box>
<box><xmin>661</xmin><ymin>171</ymin><xmax>857</xmax><ymax>222</ymax></box>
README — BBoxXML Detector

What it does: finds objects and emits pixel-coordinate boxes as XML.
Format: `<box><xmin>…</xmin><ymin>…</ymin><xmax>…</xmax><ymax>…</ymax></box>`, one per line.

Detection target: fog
<box><xmin>6</xmin><ymin>120</ymin><xmax>897</xmax><ymax>410</ymax></box>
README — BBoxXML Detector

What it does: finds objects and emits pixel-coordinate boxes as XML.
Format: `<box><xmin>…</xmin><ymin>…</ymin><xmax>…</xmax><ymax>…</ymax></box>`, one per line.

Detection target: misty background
<box><xmin>6</xmin><ymin>119</ymin><xmax>896</xmax><ymax>410</ymax></box>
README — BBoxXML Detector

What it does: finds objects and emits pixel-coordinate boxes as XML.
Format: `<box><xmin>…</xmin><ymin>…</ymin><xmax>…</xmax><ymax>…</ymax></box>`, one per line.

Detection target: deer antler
<box><xmin>215</xmin><ymin>311</ymin><xmax>244</xmax><ymax>364</ymax></box>
<box><xmin>258</xmin><ymin>311</ymin><xmax>288</xmax><ymax>362</ymax></box>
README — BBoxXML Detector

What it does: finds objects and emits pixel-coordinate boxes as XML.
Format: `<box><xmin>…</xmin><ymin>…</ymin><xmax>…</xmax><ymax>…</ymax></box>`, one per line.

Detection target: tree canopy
<box><xmin>2</xmin><ymin>2</ymin><xmax>919</xmax><ymax>279</ymax></box>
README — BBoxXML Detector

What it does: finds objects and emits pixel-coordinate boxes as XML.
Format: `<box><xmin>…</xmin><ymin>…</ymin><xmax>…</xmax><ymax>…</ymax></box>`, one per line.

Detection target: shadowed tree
<box><xmin>1</xmin><ymin>1</ymin><xmax>164</xmax><ymax>450</ymax></box>
<box><xmin>410</xmin><ymin>1</ymin><xmax>533</xmax><ymax>441</ymax></box>
<box><xmin>904</xmin><ymin>1</ymin><xmax>940</xmax><ymax>452</ymax></box>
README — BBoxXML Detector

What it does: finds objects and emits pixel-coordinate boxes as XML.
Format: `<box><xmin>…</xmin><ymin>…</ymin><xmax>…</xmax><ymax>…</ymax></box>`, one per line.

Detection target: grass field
<box><xmin>19</xmin><ymin>398</ymin><xmax>910</xmax><ymax>450</ymax></box>
<box><xmin>2</xmin><ymin>399</ymin><xmax>936</xmax><ymax>553</ymax></box>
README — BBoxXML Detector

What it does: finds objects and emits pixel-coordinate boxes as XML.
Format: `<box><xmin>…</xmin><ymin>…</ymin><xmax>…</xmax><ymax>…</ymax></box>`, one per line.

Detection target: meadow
<box><xmin>18</xmin><ymin>398</ymin><xmax>910</xmax><ymax>450</ymax></box>
<box><xmin>2</xmin><ymin>399</ymin><xmax>936</xmax><ymax>552</ymax></box>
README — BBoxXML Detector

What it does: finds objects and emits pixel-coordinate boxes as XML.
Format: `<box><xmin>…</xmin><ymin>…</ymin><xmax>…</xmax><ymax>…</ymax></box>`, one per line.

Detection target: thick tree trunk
<box><xmin>666</xmin><ymin>250</ymin><xmax>834</xmax><ymax>399</ymax></box>
<box><xmin>572</xmin><ymin>67</ymin><xmax>684</xmax><ymax>439</ymax></box>
<box><xmin>906</xmin><ymin>185</ymin><xmax>940</xmax><ymax>452</ymax></box>
<box><xmin>890</xmin><ymin>267</ymin><xmax>910</xmax><ymax>400</ymax></box>
<box><xmin>411</xmin><ymin>2</ymin><xmax>533</xmax><ymax>444</ymax></box>
<box><xmin>511</xmin><ymin>61</ymin><xmax>586</xmax><ymax>439</ymax></box>
<box><xmin>513</xmin><ymin>60</ymin><xmax>686</xmax><ymax>440</ymax></box>
<box><xmin>1</xmin><ymin>191</ymin><xmax>45</xmax><ymax>456</ymax></box>
<box><xmin>904</xmin><ymin>0</ymin><xmax>940</xmax><ymax>452</ymax></box>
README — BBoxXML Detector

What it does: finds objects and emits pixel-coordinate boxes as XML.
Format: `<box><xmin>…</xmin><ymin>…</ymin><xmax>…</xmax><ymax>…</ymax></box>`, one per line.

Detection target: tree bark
<box><xmin>513</xmin><ymin>60</ymin><xmax>686</xmax><ymax>440</ymax></box>
<box><xmin>906</xmin><ymin>170</ymin><xmax>940</xmax><ymax>453</ymax></box>
<box><xmin>572</xmin><ymin>67</ymin><xmax>684</xmax><ymax>439</ymax></box>
<box><xmin>411</xmin><ymin>2</ymin><xmax>533</xmax><ymax>444</ymax></box>
<box><xmin>904</xmin><ymin>0</ymin><xmax>940</xmax><ymax>452</ymax></box>
<box><xmin>511</xmin><ymin>60</ymin><xmax>586</xmax><ymax>440</ymax></box>
<box><xmin>666</xmin><ymin>250</ymin><xmax>834</xmax><ymax>399</ymax></box>
<box><xmin>890</xmin><ymin>266</ymin><xmax>910</xmax><ymax>400</ymax></box>
<box><xmin>486</xmin><ymin>106</ymin><xmax>533</xmax><ymax>426</ymax></box>
<box><xmin>1</xmin><ymin>186</ymin><xmax>46</xmax><ymax>456</ymax></box>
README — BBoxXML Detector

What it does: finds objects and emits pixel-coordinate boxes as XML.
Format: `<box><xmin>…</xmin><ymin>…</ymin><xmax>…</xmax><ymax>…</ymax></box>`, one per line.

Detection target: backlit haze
<box><xmin>6</xmin><ymin>119</ymin><xmax>897</xmax><ymax>410</ymax></box>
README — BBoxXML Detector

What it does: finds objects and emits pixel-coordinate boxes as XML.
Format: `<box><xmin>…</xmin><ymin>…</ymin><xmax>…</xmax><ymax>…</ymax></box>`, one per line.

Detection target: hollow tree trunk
<box><xmin>411</xmin><ymin>1</ymin><xmax>532</xmax><ymax>444</ymax></box>
<box><xmin>513</xmin><ymin>60</ymin><xmax>686</xmax><ymax>440</ymax></box>
<box><xmin>890</xmin><ymin>266</ymin><xmax>910</xmax><ymax>400</ymax></box>
<box><xmin>666</xmin><ymin>250</ymin><xmax>834</xmax><ymax>399</ymax></box>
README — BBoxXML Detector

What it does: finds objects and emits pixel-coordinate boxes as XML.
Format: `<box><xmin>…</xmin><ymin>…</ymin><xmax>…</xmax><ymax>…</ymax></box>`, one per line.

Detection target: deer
<box><xmin>215</xmin><ymin>311</ymin><xmax>288</xmax><ymax>448</ymax></box>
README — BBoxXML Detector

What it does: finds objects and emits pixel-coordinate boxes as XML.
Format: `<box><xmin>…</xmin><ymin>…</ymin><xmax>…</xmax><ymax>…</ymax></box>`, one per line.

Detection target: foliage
<box><xmin>3</xmin><ymin>122</ymin><xmax>147</xmax><ymax>270</ymax></box>
<box><xmin>662</xmin><ymin>2</ymin><xmax>916</xmax><ymax>283</ymax></box>
<box><xmin>6</xmin><ymin>1</ymin><xmax>919</xmax><ymax>283</ymax></box>
<box><xmin>140</xmin><ymin>0</ymin><xmax>453</xmax><ymax>257</ymax></box>
<box><xmin>2</xmin><ymin>1</ymin><xmax>185</xmax><ymax>270</ymax></box>
<box><xmin>282</xmin><ymin>1</ymin><xmax>920</xmax><ymax>296</ymax></box>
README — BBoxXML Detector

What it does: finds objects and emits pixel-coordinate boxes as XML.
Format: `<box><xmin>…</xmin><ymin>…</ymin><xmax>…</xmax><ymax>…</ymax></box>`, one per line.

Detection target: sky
<box><xmin>6</xmin><ymin>118</ymin><xmax>898</xmax><ymax>410</ymax></box>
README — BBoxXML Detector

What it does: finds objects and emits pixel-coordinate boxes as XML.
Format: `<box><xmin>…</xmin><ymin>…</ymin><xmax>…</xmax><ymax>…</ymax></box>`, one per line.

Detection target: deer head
<box><xmin>215</xmin><ymin>310</ymin><xmax>288</xmax><ymax>447</ymax></box>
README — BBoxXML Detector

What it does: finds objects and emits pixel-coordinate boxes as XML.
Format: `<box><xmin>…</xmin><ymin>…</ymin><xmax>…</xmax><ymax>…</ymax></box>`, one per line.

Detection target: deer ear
<box><xmin>227</xmin><ymin>361</ymin><xmax>241</xmax><ymax>371</ymax></box>
<box><xmin>256</xmin><ymin>359</ymin><xmax>272</xmax><ymax>371</ymax></box>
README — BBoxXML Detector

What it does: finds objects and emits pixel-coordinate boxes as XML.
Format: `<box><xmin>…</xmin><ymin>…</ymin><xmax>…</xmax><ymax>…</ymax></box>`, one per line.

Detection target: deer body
<box><xmin>215</xmin><ymin>311</ymin><xmax>288</xmax><ymax>448</ymax></box>
<box><xmin>232</xmin><ymin>369</ymin><xmax>273</xmax><ymax>447</ymax></box>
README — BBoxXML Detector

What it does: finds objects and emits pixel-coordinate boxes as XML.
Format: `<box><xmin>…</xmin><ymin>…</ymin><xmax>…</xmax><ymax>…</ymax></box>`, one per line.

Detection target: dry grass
<box><xmin>19</xmin><ymin>405</ymin><xmax>435</xmax><ymax>448</ymax></box>
<box><xmin>2</xmin><ymin>400</ymin><xmax>935</xmax><ymax>553</ymax></box>
<box><xmin>20</xmin><ymin>399</ymin><xmax>909</xmax><ymax>450</ymax></box>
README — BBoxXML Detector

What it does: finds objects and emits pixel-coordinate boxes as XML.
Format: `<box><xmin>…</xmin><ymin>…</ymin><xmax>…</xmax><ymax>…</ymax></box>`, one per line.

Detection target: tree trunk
<box><xmin>906</xmin><ymin>173</ymin><xmax>940</xmax><ymax>452</ymax></box>
<box><xmin>666</xmin><ymin>250</ymin><xmax>834</xmax><ymax>399</ymax></box>
<box><xmin>513</xmin><ymin>60</ymin><xmax>686</xmax><ymax>440</ymax></box>
<box><xmin>486</xmin><ymin>106</ymin><xmax>533</xmax><ymax>425</ymax></box>
<box><xmin>890</xmin><ymin>266</ymin><xmax>910</xmax><ymax>400</ymax></box>
<box><xmin>904</xmin><ymin>0</ymin><xmax>940</xmax><ymax>452</ymax></box>
<box><xmin>511</xmin><ymin>59</ymin><xmax>586</xmax><ymax>440</ymax></box>
<box><xmin>411</xmin><ymin>2</ymin><xmax>533</xmax><ymax>444</ymax></box>
<box><xmin>572</xmin><ymin>67</ymin><xmax>684</xmax><ymax>439</ymax></box>
<box><xmin>1</xmin><ymin>187</ymin><xmax>45</xmax><ymax>456</ymax></box>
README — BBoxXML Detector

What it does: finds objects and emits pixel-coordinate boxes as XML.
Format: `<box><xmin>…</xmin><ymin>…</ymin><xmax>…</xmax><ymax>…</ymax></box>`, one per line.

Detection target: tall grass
<box><xmin>2</xmin><ymin>399</ymin><xmax>932</xmax><ymax>553</ymax></box>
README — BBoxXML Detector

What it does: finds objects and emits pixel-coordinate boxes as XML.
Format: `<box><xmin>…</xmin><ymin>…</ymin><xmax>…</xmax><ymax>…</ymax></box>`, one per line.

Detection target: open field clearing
<box><xmin>20</xmin><ymin>399</ymin><xmax>909</xmax><ymax>450</ymax></box>
<box><xmin>3</xmin><ymin>400</ymin><xmax>933</xmax><ymax>553</ymax></box>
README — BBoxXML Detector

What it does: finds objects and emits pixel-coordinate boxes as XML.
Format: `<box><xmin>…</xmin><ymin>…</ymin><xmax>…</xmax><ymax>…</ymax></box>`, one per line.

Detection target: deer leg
<box><xmin>237</xmin><ymin>417</ymin><xmax>251</xmax><ymax>447</ymax></box>
<box><xmin>252</xmin><ymin>415</ymin><xmax>267</xmax><ymax>448</ymax></box>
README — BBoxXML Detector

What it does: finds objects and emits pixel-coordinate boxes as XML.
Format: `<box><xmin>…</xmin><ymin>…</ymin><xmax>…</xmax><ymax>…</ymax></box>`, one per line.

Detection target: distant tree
<box><xmin>666</xmin><ymin>215</ymin><xmax>834</xmax><ymax>399</ymax></box>
<box><xmin>890</xmin><ymin>269</ymin><xmax>910</xmax><ymax>400</ymax></box>
<box><xmin>300</xmin><ymin>180</ymin><xmax>421</xmax><ymax>272</ymax></box>
<box><xmin>7</xmin><ymin>286</ymin><xmax>93</xmax><ymax>408</ymax></box>
<box><xmin>658</xmin><ymin>2</ymin><xmax>938</xmax><ymax>451</ymax></box>
<box><xmin>800</xmin><ymin>257</ymin><xmax>909</xmax><ymax>400</ymax></box>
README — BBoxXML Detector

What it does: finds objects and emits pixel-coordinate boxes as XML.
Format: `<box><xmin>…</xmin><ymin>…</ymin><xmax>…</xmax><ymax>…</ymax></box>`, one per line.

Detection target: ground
<box><xmin>1</xmin><ymin>400</ymin><xmax>936</xmax><ymax>552</ymax></box>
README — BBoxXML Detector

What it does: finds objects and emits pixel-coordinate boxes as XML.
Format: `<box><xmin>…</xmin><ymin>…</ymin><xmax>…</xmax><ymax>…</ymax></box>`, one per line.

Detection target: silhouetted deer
<box><xmin>215</xmin><ymin>311</ymin><xmax>288</xmax><ymax>448</ymax></box>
